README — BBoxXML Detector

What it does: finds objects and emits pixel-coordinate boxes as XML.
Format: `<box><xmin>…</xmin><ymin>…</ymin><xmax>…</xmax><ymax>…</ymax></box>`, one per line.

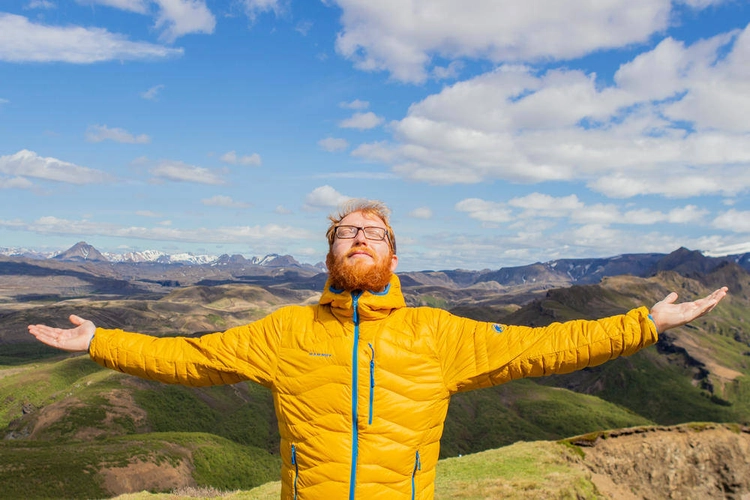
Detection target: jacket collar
<box><xmin>319</xmin><ymin>274</ymin><xmax>406</xmax><ymax>322</ymax></box>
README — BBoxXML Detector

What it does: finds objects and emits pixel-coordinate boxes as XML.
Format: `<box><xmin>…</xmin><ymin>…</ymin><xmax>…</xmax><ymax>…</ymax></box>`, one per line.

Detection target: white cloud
<box><xmin>0</xmin><ymin>13</ymin><xmax>183</xmax><ymax>63</ymax></box>
<box><xmin>275</xmin><ymin>205</ymin><xmax>292</xmax><ymax>214</ymax></box>
<box><xmin>74</xmin><ymin>0</ymin><xmax>214</xmax><ymax>41</ymax></box>
<box><xmin>457</xmin><ymin>194</ymin><xmax>712</xmax><ymax>234</ymax></box>
<box><xmin>508</xmin><ymin>193</ymin><xmax>584</xmax><ymax>218</ymax></box>
<box><xmin>75</xmin><ymin>0</ymin><xmax>149</xmax><ymax>13</ymax></box>
<box><xmin>409</xmin><ymin>207</ymin><xmax>432</xmax><ymax>219</ymax></box>
<box><xmin>136</xmin><ymin>210</ymin><xmax>162</xmax><ymax>217</ymax></box>
<box><xmin>351</xmin><ymin>141</ymin><xmax>397</xmax><ymax>163</ymax></box>
<box><xmin>318</xmin><ymin>137</ymin><xmax>349</xmax><ymax>152</ymax></box>
<box><xmin>354</xmin><ymin>25</ymin><xmax>750</xmax><ymax>198</ymax></box>
<box><xmin>153</xmin><ymin>0</ymin><xmax>216</xmax><ymax>42</ymax></box>
<box><xmin>0</xmin><ymin>176</ymin><xmax>34</xmax><ymax>189</ymax></box>
<box><xmin>678</xmin><ymin>0</ymin><xmax>729</xmax><ymax>7</ymax></box>
<box><xmin>332</xmin><ymin>0</ymin><xmax>673</xmax><ymax>83</ymax></box>
<box><xmin>140</xmin><ymin>84</ymin><xmax>165</xmax><ymax>100</ymax></box>
<box><xmin>432</xmin><ymin>61</ymin><xmax>463</xmax><ymax>81</ymax></box>
<box><xmin>0</xmin><ymin>98</ymin><xmax>8</xmax><ymax>105</ymax></box>
<box><xmin>295</xmin><ymin>20</ymin><xmax>313</xmax><ymax>36</ymax></box>
<box><xmin>704</xmin><ymin>241</ymin><xmax>750</xmax><ymax>257</ymax></box>
<box><xmin>304</xmin><ymin>185</ymin><xmax>351</xmax><ymax>210</ymax></box>
<box><xmin>315</xmin><ymin>171</ymin><xmax>396</xmax><ymax>180</ymax></box>
<box><xmin>150</xmin><ymin>160</ymin><xmax>224</xmax><ymax>184</ymax></box>
<box><xmin>340</xmin><ymin>99</ymin><xmax>369</xmax><ymax>110</ymax></box>
<box><xmin>0</xmin><ymin>216</ymin><xmax>314</xmax><ymax>243</ymax></box>
<box><xmin>667</xmin><ymin>205</ymin><xmax>709</xmax><ymax>223</ymax></box>
<box><xmin>455</xmin><ymin>198</ymin><xmax>513</xmax><ymax>223</ymax></box>
<box><xmin>201</xmin><ymin>195</ymin><xmax>250</xmax><ymax>208</ymax></box>
<box><xmin>26</xmin><ymin>0</ymin><xmax>57</xmax><ymax>9</ymax></box>
<box><xmin>85</xmin><ymin>124</ymin><xmax>151</xmax><ymax>144</ymax></box>
<box><xmin>0</xmin><ymin>149</ymin><xmax>110</xmax><ymax>184</ymax></box>
<box><xmin>240</xmin><ymin>0</ymin><xmax>286</xmax><ymax>23</ymax></box>
<box><xmin>339</xmin><ymin>111</ymin><xmax>384</xmax><ymax>130</ymax></box>
<box><xmin>220</xmin><ymin>151</ymin><xmax>262</xmax><ymax>166</ymax></box>
<box><xmin>713</xmin><ymin>210</ymin><xmax>750</xmax><ymax>233</ymax></box>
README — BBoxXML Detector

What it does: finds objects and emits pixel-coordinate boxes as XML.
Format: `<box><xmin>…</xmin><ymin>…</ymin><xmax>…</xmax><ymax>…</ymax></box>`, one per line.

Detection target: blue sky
<box><xmin>1</xmin><ymin>0</ymin><xmax>749</xmax><ymax>271</ymax></box>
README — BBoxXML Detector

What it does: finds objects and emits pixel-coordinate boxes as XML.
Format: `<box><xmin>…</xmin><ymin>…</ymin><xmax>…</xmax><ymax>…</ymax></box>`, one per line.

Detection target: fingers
<box><xmin>696</xmin><ymin>287</ymin><xmax>728</xmax><ymax>315</ymax></box>
<box><xmin>27</xmin><ymin>324</ymin><xmax>62</xmax><ymax>347</ymax></box>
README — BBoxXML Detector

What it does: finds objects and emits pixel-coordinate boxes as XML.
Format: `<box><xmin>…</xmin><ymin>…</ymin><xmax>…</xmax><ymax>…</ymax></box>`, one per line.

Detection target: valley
<box><xmin>1</xmin><ymin>244</ymin><xmax>749</xmax><ymax>498</ymax></box>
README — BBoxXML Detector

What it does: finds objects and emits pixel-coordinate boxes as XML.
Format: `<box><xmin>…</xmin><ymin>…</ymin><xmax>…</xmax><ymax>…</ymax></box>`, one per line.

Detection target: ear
<box><xmin>390</xmin><ymin>253</ymin><xmax>399</xmax><ymax>272</ymax></box>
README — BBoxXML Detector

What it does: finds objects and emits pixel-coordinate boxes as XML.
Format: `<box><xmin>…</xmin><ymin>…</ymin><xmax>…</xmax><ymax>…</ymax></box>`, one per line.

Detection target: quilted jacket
<box><xmin>89</xmin><ymin>274</ymin><xmax>658</xmax><ymax>499</ymax></box>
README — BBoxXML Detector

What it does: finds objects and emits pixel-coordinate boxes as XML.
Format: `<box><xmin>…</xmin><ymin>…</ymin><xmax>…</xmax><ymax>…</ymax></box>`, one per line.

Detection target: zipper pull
<box><xmin>368</xmin><ymin>343</ymin><xmax>375</xmax><ymax>388</ymax></box>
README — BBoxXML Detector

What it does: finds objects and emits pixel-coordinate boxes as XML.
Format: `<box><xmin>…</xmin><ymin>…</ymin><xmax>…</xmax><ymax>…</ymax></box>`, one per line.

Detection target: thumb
<box><xmin>69</xmin><ymin>314</ymin><xmax>88</xmax><ymax>326</ymax></box>
<box><xmin>659</xmin><ymin>292</ymin><xmax>679</xmax><ymax>306</ymax></box>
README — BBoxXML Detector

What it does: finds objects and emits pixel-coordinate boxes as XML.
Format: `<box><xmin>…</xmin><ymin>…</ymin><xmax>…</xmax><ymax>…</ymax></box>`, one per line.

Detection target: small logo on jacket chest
<box><xmin>308</xmin><ymin>351</ymin><xmax>332</xmax><ymax>358</ymax></box>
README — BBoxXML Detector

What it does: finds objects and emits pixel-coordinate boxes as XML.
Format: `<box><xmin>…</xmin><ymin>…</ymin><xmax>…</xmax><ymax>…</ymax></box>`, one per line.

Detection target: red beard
<box><xmin>326</xmin><ymin>246</ymin><xmax>393</xmax><ymax>292</ymax></box>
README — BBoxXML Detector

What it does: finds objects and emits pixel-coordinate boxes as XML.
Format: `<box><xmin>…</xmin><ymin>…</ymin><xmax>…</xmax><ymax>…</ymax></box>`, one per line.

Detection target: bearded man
<box><xmin>29</xmin><ymin>199</ymin><xmax>728</xmax><ymax>500</ymax></box>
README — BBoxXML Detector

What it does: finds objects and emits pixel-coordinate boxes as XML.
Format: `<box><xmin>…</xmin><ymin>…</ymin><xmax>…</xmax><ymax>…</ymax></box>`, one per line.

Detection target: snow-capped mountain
<box><xmin>2</xmin><ymin>241</ymin><xmax>319</xmax><ymax>269</ymax></box>
<box><xmin>0</xmin><ymin>247</ymin><xmax>56</xmax><ymax>260</ymax></box>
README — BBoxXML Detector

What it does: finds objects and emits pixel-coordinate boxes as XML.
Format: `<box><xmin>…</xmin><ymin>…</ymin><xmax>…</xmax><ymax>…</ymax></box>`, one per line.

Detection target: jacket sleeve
<box><xmin>88</xmin><ymin>308</ymin><xmax>285</xmax><ymax>389</ymax></box>
<box><xmin>434</xmin><ymin>306</ymin><xmax>658</xmax><ymax>394</ymax></box>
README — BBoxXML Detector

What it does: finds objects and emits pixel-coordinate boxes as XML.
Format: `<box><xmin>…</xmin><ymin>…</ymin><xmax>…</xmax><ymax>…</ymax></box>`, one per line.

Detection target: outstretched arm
<box><xmin>650</xmin><ymin>287</ymin><xmax>728</xmax><ymax>333</ymax></box>
<box><xmin>28</xmin><ymin>315</ymin><xmax>96</xmax><ymax>352</ymax></box>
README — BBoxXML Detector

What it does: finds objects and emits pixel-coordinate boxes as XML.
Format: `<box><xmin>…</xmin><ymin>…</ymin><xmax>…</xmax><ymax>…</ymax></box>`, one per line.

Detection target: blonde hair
<box><xmin>326</xmin><ymin>199</ymin><xmax>397</xmax><ymax>253</ymax></box>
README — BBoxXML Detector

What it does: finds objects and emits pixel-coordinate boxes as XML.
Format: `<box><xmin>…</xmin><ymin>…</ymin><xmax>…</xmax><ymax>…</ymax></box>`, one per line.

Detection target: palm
<box><xmin>650</xmin><ymin>287</ymin><xmax>728</xmax><ymax>333</ymax></box>
<box><xmin>27</xmin><ymin>315</ymin><xmax>96</xmax><ymax>353</ymax></box>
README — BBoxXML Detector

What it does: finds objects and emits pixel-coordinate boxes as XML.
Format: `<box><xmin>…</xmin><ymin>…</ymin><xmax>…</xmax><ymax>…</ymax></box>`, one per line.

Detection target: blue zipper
<box><xmin>349</xmin><ymin>292</ymin><xmax>361</xmax><ymax>500</ymax></box>
<box><xmin>291</xmin><ymin>444</ymin><xmax>299</xmax><ymax>500</ymax></box>
<box><xmin>368</xmin><ymin>343</ymin><xmax>375</xmax><ymax>425</ymax></box>
<box><xmin>411</xmin><ymin>451</ymin><xmax>421</xmax><ymax>500</ymax></box>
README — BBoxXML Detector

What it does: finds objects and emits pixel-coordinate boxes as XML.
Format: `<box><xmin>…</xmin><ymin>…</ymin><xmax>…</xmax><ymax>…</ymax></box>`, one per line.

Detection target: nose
<box><xmin>352</xmin><ymin>228</ymin><xmax>368</xmax><ymax>244</ymax></box>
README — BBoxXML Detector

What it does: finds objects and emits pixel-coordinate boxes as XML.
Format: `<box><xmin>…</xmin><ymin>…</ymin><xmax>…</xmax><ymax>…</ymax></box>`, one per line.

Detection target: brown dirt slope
<box><xmin>568</xmin><ymin>423</ymin><xmax>750</xmax><ymax>499</ymax></box>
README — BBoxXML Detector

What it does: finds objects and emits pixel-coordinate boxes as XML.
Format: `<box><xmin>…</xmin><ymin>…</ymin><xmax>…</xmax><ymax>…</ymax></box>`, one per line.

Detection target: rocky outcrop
<box><xmin>568</xmin><ymin>424</ymin><xmax>750</xmax><ymax>499</ymax></box>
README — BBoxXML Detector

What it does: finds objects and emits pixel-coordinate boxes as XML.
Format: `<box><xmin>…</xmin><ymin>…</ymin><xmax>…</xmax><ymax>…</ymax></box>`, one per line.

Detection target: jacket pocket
<box><xmin>291</xmin><ymin>444</ymin><xmax>299</xmax><ymax>500</ymax></box>
<box><xmin>368</xmin><ymin>343</ymin><xmax>375</xmax><ymax>425</ymax></box>
<box><xmin>411</xmin><ymin>450</ymin><xmax>421</xmax><ymax>500</ymax></box>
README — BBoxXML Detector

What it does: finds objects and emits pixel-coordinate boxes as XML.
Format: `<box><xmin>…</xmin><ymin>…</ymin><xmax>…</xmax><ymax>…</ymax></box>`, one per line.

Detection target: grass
<box><xmin>0</xmin><ymin>343</ymin><xmax>64</xmax><ymax>366</ymax></box>
<box><xmin>541</xmin><ymin>348</ymin><xmax>744</xmax><ymax>425</ymax></box>
<box><xmin>108</xmin><ymin>440</ymin><xmax>601</xmax><ymax>500</ymax></box>
<box><xmin>434</xmin><ymin>441</ymin><xmax>602</xmax><ymax>499</ymax></box>
<box><xmin>441</xmin><ymin>378</ymin><xmax>653</xmax><ymax>458</ymax></box>
<box><xmin>0</xmin><ymin>354</ymin><xmax>111</xmax><ymax>428</ymax></box>
<box><xmin>0</xmin><ymin>433</ymin><xmax>280</xmax><ymax>499</ymax></box>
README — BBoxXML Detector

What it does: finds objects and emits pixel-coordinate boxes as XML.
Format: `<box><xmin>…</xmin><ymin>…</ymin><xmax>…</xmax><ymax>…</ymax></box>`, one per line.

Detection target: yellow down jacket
<box><xmin>89</xmin><ymin>274</ymin><xmax>658</xmax><ymax>500</ymax></box>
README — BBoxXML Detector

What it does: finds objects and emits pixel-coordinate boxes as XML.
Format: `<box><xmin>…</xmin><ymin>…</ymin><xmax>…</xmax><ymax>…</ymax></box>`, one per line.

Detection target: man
<box><xmin>29</xmin><ymin>199</ymin><xmax>728</xmax><ymax>500</ymax></box>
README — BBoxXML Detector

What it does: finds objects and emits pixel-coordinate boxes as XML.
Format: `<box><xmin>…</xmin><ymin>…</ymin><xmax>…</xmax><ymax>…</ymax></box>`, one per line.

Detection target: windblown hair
<box><xmin>326</xmin><ymin>199</ymin><xmax>396</xmax><ymax>254</ymax></box>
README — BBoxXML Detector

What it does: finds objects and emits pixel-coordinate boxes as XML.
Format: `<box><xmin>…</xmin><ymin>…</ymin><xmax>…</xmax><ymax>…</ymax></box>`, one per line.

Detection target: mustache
<box><xmin>346</xmin><ymin>247</ymin><xmax>376</xmax><ymax>258</ymax></box>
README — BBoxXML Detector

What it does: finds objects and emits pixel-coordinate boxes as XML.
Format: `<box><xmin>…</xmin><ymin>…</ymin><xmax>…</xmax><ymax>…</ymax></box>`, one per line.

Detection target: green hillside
<box><xmin>0</xmin><ymin>433</ymin><xmax>280</xmax><ymax>499</ymax></box>
<box><xmin>1</xmin><ymin>265</ymin><xmax>747</xmax><ymax>497</ymax></box>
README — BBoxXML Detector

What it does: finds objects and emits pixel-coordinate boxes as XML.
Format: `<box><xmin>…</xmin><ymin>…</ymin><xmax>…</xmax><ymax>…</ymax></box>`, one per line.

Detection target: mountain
<box><xmin>52</xmin><ymin>241</ymin><xmax>108</xmax><ymax>262</ymax></box>
<box><xmin>1</xmin><ymin>250</ymin><xmax>748</xmax><ymax>498</ymax></box>
<box><xmin>45</xmin><ymin>242</ymin><xmax>325</xmax><ymax>270</ymax></box>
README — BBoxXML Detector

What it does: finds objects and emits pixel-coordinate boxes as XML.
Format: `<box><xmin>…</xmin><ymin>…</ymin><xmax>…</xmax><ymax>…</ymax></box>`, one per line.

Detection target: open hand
<box><xmin>27</xmin><ymin>315</ymin><xmax>96</xmax><ymax>352</ymax></box>
<box><xmin>650</xmin><ymin>287</ymin><xmax>728</xmax><ymax>333</ymax></box>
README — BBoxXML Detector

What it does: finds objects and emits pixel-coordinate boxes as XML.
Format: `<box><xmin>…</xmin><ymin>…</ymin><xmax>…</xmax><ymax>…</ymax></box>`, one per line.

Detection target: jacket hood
<box><xmin>320</xmin><ymin>273</ymin><xmax>406</xmax><ymax>322</ymax></box>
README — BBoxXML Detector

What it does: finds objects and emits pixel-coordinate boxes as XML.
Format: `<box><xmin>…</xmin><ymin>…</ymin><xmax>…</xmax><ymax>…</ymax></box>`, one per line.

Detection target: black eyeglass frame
<box><xmin>333</xmin><ymin>225</ymin><xmax>390</xmax><ymax>242</ymax></box>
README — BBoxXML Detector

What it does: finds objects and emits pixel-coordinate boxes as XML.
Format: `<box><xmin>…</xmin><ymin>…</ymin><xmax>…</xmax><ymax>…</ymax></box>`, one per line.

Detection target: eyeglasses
<box><xmin>334</xmin><ymin>225</ymin><xmax>389</xmax><ymax>242</ymax></box>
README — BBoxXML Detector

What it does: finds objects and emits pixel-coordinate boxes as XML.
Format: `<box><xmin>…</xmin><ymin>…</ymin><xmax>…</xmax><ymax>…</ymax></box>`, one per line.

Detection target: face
<box><xmin>326</xmin><ymin>211</ymin><xmax>399</xmax><ymax>291</ymax></box>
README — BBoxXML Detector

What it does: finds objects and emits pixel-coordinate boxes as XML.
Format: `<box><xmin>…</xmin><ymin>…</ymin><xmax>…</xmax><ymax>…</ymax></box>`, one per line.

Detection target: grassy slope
<box><xmin>1</xmin><ymin>268</ymin><xmax>747</xmax><ymax>497</ymax></box>
<box><xmin>460</xmin><ymin>270</ymin><xmax>750</xmax><ymax>427</ymax></box>
<box><xmin>0</xmin><ymin>433</ymin><xmax>280</xmax><ymax>499</ymax></box>
<box><xmin>441</xmin><ymin>379</ymin><xmax>652</xmax><ymax>458</ymax></box>
<box><xmin>113</xmin><ymin>440</ymin><xmax>599</xmax><ymax>500</ymax></box>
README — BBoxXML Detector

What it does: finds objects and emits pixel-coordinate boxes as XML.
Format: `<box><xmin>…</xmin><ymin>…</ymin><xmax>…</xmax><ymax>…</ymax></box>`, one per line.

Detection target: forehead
<box><xmin>339</xmin><ymin>211</ymin><xmax>386</xmax><ymax>227</ymax></box>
